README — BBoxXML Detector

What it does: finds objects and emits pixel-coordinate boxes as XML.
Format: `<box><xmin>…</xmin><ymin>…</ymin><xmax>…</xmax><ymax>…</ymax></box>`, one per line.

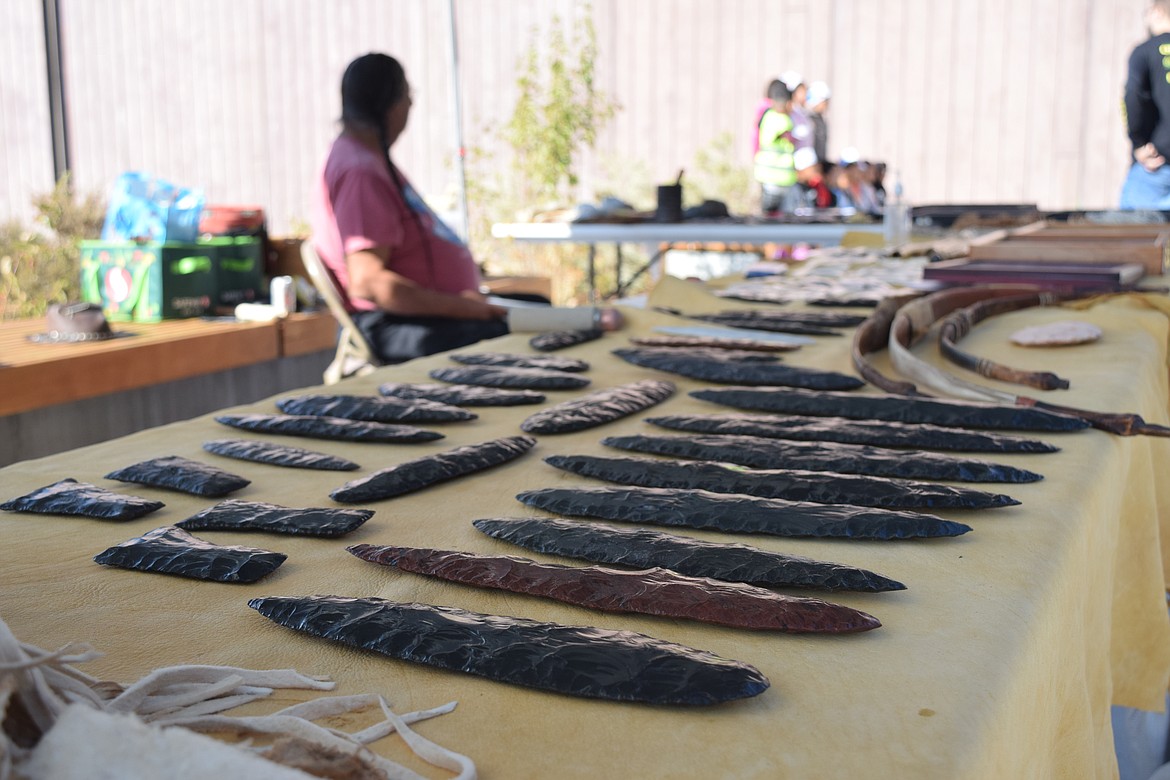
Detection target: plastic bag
<box><xmin>101</xmin><ymin>171</ymin><xmax>205</xmax><ymax>243</ymax></box>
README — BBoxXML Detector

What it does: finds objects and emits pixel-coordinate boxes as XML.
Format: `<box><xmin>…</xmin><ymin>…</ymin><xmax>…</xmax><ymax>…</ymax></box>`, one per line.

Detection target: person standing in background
<box><xmin>751</xmin><ymin>80</ymin><xmax>775</xmax><ymax>156</ymax></box>
<box><xmin>754</xmin><ymin>80</ymin><xmax>797</xmax><ymax>215</ymax></box>
<box><xmin>1120</xmin><ymin>1</ymin><xmax>1170</xmax><ymax>208</ymax></box>
<box><xmin>806</xmin><ymin>81</ymin><xmax>832</xmax><ymax>166</ymax></box>
<box><xmin>782</xmin><ymin>71</ymin><xmax>814</xmax><ymax>154</ymax></box>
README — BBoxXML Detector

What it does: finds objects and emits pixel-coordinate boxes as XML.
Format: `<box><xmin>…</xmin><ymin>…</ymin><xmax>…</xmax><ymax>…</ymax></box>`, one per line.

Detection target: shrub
<box><xmin>0</xmin><ymin>176</ymin><xmax>105</xmax><ymax>320</ymax></box>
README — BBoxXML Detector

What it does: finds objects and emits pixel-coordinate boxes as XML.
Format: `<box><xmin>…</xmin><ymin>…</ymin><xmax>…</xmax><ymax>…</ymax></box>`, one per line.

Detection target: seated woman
<box><xmin>310</xmin><ymin>52</ymin><xmax>508</xmax><ymax>363</ymax></box>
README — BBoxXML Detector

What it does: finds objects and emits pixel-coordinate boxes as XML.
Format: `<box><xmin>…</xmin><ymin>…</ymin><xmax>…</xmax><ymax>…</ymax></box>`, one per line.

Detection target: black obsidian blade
<box><xmin>646</xmin><ymin>413</ymin><xmax>1058</xmax><ymax>454</ymax></box>
<box><xmin>215</xmin><ymin>414</ymin><xmax>443</xmax><ymax>443</ymax></box>
<box><xmin>1</xmin><ymin>478</ymin><xmax>165</xmax><ymax>521</ymax></box>
<box><xmin>612</xmin><ymin>349</ymin><xmax>864</xmax><ymax>390</ymax></box>
<box><xmin>379</xmin><ymin>382</ymin><xmax>546</xmax><ymax>407</ymax></box>
<box><xmin>473</xmin><ymin>516</ymin><xmax>906</xmax><ymax>593</ymax></box>
<box><xmin>429</xmin><ymin>365</ymin><xmax>591</xmax><ymax>390</ymax></box>
<box><xmin>176</xmin><ymin>499</ymin><xmax>373</xmax><ymax>538</ymax></box>
<box><xmin>202</xmin><ymin>439</ymin><xmax>360</xmax><ymax>471</ymax></box>
<box><xmin>690</xmin><ymin>315</ymin><xmax>842</xmax><ymax>337</ymax></box>
<box><xmin>545</xmin><ymin>454</ymin><xmax>1019</xmax><ymax>510</ymax></box>
<box><xmin>276</xmin><ymin>394</ymin><xmax>475</xmax><ymax>423</ymax></box>
<box><xmin>331</xmin><ymin>436</ymin><xmax>536</xmax><ymax>503</ymax></box>
<box><xmin>248</xmin><ymin>595</ymin><xmax>769</xmax><ymax>705</ymax></box>
<box><xmin>450</xmin><ymin>352</ymin><xmax>590</xmax><ymax>372</ymax></box>
<box><xmin>105</xmin><ymin>455</ymin><xmax>250</xmax><ymax>497</ymax></box>
<box><xmin>620</xmin><ymin>346</ymin><xmax>781</xmax><ymax>363</ymax></box>
<box><xmin>517</xmin><ymin>486</ymin><xmax>971</xmax><ymax>540</ymax></box>
<box><xmin>95</xmin><ymin>525</ymin><xmax>285</xmax><ymax>583</ymax></box>
<box><xmin>348</xmin><ymin>544</ymin><xmax>881</xmax><ymax>633</ymax></box>
<box><xmin>692</xmin><ymin>387</ymin><xmax>1091</xmax><ymax>432</ymax></box>
<box><xmin>630</xmin><ymin>335</ymin><xmax>801</xmax><ymax>353</ymax></box>
<box><xmin>706</xmin><ymin>309</ymin><xmax>869</xmax><ymax>327</ymax></box>
<box><xmin>602</xmin><ymin>433</ymin><xmax>1041</xmax><ymax>484</ymax></box>
<box><xmin>529</xmin><ymin>329</ymin><xmax>604</xmax><ymax>352</ymax></box>
<box><xmin>520</xmin><ymin>380</ymin><xmax>675</xmax><ymax>435</ymax></box>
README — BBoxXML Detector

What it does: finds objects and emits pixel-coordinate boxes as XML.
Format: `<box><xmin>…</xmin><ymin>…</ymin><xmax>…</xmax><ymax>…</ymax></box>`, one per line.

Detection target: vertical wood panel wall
<box><xmin>1</xmin><ymin>1</ymin><xmax>1149</xmax><ymax>232</ymax></box>
<box><xmin>0</xmin><ymin>3</ymin><xmax>54</xmax><ymax>226</ymax></box>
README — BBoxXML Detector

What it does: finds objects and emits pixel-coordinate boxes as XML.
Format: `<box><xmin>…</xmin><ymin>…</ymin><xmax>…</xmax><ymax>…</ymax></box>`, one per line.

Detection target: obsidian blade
<box><xmin>203</xmin><ymin>438</ymin><xmax>360</xmax><ymax>471</ymax></box>
<box><xmin>430</xmin><ymin>365</ymin><xmax>591</xmax><ymax>390</ymax></box>
<box><xmin>95</xmin><ymin>525</ymin><xmax>285</xmax><ymax>583</ymax></box>
<box><xmin>215</xmin><ymin>414</ymin><xmax>443</xmax><ymax>443</ymax></box>
<box><xmin>249</xmin><ymin>595</ymin><xmax>769</xmax><ymax>705</ymax></box>
<box><xmin>379</xmin><ymin>382</ymin><xmax>546</xmax><ymax>407</ymax></box>
<box><xmin>105</xmin><ymin>455</ymin><xmax>250</xmax><ymax>497</ymax></box>
<box><xmin>690</xmin><ymin>314</ymin><xmax>842</xmax><ymax>337</ymax></box>
<box><xmin>177</xmin><ymin>499</ymin><xmax>373</xmax><ymax>537</ymax></box>
<box><xmin>646</xmin><ymin>413</ymin><xmax>1058</xmax><ymax>454</ymax></box>
<box><xmin>276</xmin><ymin>394</ymin><xmax>476</xmax><ymax>423</ymax></box>
<box><xmin>545</xmin><ymin>454</ymin><xmax>1019</xmax><ymax>510</ymax></box>
<box><xmin>450</xmin><ymin>352</ymin><xmax>590</xmax><ymax>372</ymax></box>
<box><xmin>517</xmin><ymin>486</ymin><xmax>971</xmax><ymax>540</ymax></box>
<box><xmin>612</xmin><ymin>348</ymin><xmax>864</xmax><ymax>390</ymax></box>
<box><xmin>348</xmin><ymin>544</ymin><xmax>881</xmax><ymax>633</ymax></box>
<box><xmin>330</xmin><ymin>436</ymin><xmax>536</xmax><ymax>503</ymax></box>
<box><xmin>602</xmin><ymin>433</ymin><xmax>1041</xmax><ymax>484</ymax></box>
<box><xmin>620</xmin><ymin>346</ymin><xmax>782</xmax><ymax>363</ymax></box>
<box><xmin>2</xmin><ymin>478</ymin><xmax>165</xmax><ymax>521</ymax></box>
<box><xmin>692</xmin><ymin>387</ymin><xmax>1091</xmax><ymax>432</ymax></box>
<box><xmin>529</xmin><ymin>329</ymin><xmax>604</xmax><ymax>352</ymax></box>
<box><xmin>630</xmin><ymin>335</ymin><xmax>801</xmax><ymax>353</ymax></box>
<box><xmin>520</xmin><ymin>380</ymin><xmax>675</xmax><ymax>435</ymax></box>
<box><xmin>705</xmin><ymin>310</ymin><xmax>869</xmax><ymax>327</ymax></box>
<box><xmin>473</xmin><ymin>516</ymin><xmax>905</xmax><ymax>592</ymax></box>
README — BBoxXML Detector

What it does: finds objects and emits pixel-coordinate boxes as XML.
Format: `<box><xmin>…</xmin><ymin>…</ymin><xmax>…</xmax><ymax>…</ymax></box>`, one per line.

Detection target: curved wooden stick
<box><xmin>885</xmin><ymin>289</ymin><xmax>1170</xmax><ymax>437</ymax></box>
<box><xmin>938</xmin><ymin>292</ymin><xmax>1072</xmax><ymax>391</ymax></box>
<box><xmin>850</xmin><ymin>293</ymin><xmax>926</xmax><ymax>395</ymax></box>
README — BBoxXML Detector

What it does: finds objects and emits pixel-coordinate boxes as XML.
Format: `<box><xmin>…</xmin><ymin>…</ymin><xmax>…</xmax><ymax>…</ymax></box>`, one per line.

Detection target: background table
<box><xmin>1</xmin><ymin>277</ymin><xmax>1168</xmax><ymax>778</ymax></box>
<box><xmin>491</xmin><ymin>221</ymin><xmax>886</xmax><ymax>299</ymax></box>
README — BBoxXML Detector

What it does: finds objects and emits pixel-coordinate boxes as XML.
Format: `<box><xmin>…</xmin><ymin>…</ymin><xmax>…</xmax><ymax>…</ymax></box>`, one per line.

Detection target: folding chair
<box><xmin>299</xmin><ymin>241</ymin><xmax>380</xmax><ymax>384</ymax></box>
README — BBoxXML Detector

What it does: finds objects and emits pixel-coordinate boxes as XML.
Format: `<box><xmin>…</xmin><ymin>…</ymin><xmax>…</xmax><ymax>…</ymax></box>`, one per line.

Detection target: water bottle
<box><xmin>883</xmin><ymin>173</ymin><xmax>910</xmax><ymax>247</ymax></box>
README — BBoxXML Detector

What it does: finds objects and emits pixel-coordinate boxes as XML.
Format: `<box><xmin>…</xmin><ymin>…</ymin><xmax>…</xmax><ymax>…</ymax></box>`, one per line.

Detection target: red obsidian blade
<box><xmin>349</xmin><ymin>544</ymin><xmax>881</xmax><ymax>633</ymax></box>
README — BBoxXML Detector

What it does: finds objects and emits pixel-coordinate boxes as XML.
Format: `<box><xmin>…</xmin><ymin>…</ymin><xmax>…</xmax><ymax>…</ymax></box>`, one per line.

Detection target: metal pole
<box><xmin>446</xmin><ymin>0</ymin><xmax>471</xmax><ymax>245</ymax></box>
<box><xmin>42</xmin><ymin>0</ymin><xmax>70</xmax><ymax>184</ymax></box>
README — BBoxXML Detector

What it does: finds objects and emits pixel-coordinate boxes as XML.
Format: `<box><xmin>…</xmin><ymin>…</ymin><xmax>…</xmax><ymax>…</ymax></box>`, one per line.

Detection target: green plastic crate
<box><xmin>203</xmin><ymin>236</ymin><xmax>263</xmax><ymax>308</ymax></box>
<box><xmin>80</xmin><ymin>241</ymin><xmax>216</xmax><ymax>322</ymax></box>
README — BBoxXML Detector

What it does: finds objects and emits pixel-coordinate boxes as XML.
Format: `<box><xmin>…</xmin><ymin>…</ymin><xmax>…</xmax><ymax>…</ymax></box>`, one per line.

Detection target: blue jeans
<box><xmin>1119</xmin><ymin>162</ymin><xmax>1170</xmax><ymax>209</ymax></box>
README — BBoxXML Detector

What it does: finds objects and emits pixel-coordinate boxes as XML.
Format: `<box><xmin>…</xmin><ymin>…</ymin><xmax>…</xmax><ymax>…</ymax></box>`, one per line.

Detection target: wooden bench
<box><xmin>0</xmin><ymin>311</ymin><xmax>338</xmax><ymax>465</ymax></box>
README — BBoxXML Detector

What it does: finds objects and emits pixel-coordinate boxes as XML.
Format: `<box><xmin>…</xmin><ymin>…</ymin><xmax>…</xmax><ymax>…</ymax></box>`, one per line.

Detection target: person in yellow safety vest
<box><xmin>754</xmin><ymin>79</ymin><xmax>797</xmax><ymax>215</ymax></box>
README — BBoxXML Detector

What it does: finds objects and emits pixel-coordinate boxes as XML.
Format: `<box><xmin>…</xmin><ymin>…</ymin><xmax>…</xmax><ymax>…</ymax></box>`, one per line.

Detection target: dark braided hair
<box><xmin>340</xmin><ymin>53</ymin><xmax>435</xmax><ymax>284</ymax></box>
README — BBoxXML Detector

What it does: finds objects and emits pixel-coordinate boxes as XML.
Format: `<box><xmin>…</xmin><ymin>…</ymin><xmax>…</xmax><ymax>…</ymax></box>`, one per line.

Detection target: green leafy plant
<box><xmin>502</xmin><ymin>11</ymin><xmax>616</xmax><ymax>204</ymax></box>
<box><xmin>0</xmin><ymin>176</ymin><xmax>105</xmax><ymax>319</ymax></box>
<box><xmin>466</xmin><ymin>6</ymin><xmax>621</xmax><ymax>304</ymax></box>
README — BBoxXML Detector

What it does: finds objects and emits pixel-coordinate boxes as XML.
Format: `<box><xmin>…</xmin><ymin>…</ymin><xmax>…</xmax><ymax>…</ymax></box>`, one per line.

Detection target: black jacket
<box><xmin>1125</xmin><ymin>32</ymin><xmax>1170</xmax><ymax>158</ymax></box>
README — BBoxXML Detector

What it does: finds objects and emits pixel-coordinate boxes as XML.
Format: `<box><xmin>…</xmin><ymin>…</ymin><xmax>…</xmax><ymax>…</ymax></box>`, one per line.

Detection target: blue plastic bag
<box><xmin>101</xmin><ymin>172</ymin><xmax>205</xmax><ymax>243</ymax></box>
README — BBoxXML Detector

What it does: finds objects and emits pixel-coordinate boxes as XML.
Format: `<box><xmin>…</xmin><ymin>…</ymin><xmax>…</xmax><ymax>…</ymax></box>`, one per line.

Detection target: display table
<box><xmin>1</xmin><ymin>277</ymin><xmax>1168</xmax><ymax>778</ymax></box>
<box><xmin>491</xmin><ymin>221</ymin><xmax>885</xmax><ymax>299</ymax></box>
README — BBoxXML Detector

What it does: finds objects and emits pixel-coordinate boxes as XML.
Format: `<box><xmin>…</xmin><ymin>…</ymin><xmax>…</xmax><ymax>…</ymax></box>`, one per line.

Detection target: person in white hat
<box><xmin>779</xmin><ymin>71</ymin><xmax>813</xmax><ymax>155</ymax></box>
<box><xmin>806</xmin><ymin>81</ymin><xmax>832</xmax><ymax>165</ymax></box>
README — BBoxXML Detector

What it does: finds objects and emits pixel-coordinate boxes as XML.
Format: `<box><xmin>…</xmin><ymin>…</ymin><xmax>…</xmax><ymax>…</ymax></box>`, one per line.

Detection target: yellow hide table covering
<box><xmin>2</xmin><ymin>275</ymin><xmax>1169</xmax><ymax>778</ymax></box>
